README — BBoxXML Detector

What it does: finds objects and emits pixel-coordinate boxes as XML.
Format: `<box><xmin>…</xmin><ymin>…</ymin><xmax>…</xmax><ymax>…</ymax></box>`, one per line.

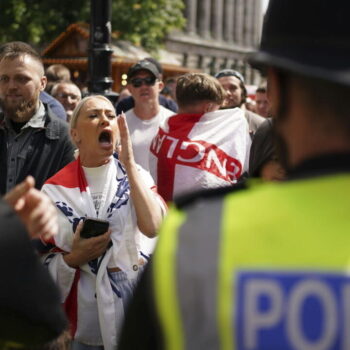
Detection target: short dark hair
<box><xmin>0</xmin><ymin>41</ymin><xmax>43</xmax><ymax>69</ymax></box>
<box><xmin>45</xmin><ymin>64</ymin><xmax>71</xmax><ymax>93</ymax></box>
<box><xmin>256</xmin><ymin>85</ymin><xmax>267</xmax><ymax>94</ymax></box>
<box><xmin>45</xmin><ymin>64</ymin><xmax>71</xmax><ymax>83</ymax></box>
<box><xmin>176</xmin><ymin>73</ymin><xmax>226</xmax><ymax>108</ymax></box>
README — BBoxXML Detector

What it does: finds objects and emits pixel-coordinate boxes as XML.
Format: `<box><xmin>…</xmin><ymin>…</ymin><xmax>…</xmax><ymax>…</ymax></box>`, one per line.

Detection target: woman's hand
<box><xmin>116</xmin><ymin>114</ymin><xmax>164</xmax><ymax>237</ymax></box>
<box><xmin>116</xmin><ymin>112</ymin><xmax>136</xmax><ymax>170</ymax></box>
<box><xmin>63</xmin><ymin>220</ymin><xmax>111</xmax><ymax>268</ymax></box>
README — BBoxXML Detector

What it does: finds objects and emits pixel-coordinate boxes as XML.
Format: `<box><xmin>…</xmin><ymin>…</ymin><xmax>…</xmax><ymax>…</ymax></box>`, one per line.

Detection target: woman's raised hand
<box><xmin>116</xmin><ymin>113</ymin><xmax>136</xmax><ymax>169</ymax></box>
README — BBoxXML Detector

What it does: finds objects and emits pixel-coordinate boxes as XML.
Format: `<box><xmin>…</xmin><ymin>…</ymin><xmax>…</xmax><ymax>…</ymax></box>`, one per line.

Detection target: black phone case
<box><xmin>80</xmin><ymin>218</ymin><xmax>109</xmax><ymax>239</ymax></box>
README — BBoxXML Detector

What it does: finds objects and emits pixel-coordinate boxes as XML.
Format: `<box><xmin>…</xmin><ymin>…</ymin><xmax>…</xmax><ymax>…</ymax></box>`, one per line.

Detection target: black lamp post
<box><xmin>88</xmin><ymin>0</ymin><xmax>118</xmax><ymax>104</ymax></box>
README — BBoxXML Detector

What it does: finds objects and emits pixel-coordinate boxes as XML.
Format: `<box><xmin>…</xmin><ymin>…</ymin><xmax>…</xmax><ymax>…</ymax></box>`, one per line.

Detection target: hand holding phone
<box><xmin>80</xmin><ymin>218</ymin><xmax>110</xmax><ymax>239</ymax></box>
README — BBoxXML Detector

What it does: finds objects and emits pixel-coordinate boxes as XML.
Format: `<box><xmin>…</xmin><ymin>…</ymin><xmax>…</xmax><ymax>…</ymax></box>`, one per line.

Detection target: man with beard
<box><xmin>119</xmin><ymin>0</ymin><xmax>350</xmax><ymax>349</ymax></box>
<box><xmin>0</xmin><ymin>42</ymin><xmax>75</xmax><ymax>195</ymax></box>
<box><xmin>215</xmin><ymin>69</ymin><xmax>264</xmax><ymax>137</ymax></box>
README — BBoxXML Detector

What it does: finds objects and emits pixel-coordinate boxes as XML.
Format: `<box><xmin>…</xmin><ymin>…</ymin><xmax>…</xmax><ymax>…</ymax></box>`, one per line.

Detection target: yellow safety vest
<box><xmin>153</xmin><ymin>174</ymin><xmax>350</xmax><ymax>350</ymax></box>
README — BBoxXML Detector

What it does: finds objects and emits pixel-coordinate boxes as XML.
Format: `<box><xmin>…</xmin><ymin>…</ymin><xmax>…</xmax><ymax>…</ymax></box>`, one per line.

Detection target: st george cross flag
<box><xmin>149</xmin><ymin>108</ymin><xmax>251</xmax><ymax>202</ymax></box>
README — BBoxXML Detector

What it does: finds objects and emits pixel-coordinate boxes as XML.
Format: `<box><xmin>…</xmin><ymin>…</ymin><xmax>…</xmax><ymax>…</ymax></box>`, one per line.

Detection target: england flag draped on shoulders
<box><xmin>149</xmin><ymin>108</ymin><xmax>251</xmax><ymax>202</ymax></box>
<box><xmin>39</xmin><ymin>154</ymin><xmax>165</xmax><ymax>350</ymax></box>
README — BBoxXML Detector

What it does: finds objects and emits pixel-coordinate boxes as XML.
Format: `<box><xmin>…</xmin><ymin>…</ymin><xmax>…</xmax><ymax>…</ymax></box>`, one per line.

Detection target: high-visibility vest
<box><xmin>153</xmin><ymin>174</ymin><xmax>350</xmax><ymax>350</ymax></box>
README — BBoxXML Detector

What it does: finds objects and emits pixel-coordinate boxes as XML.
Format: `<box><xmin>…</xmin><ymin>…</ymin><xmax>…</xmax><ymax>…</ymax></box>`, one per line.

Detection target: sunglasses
<box><xmin>130</xmin><ymin>76</ymin><xmax>157</xmax><ymax>88</ymax></box>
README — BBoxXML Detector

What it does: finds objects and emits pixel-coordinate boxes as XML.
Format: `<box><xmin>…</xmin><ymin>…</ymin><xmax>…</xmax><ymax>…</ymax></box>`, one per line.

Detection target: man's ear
<box><xmin>126</xmin><ymin>83</ymin><xmax>135</xmax><ymax>95</ymax></box>
<box><xmin>40</xmin><ymin>76</ymin><xmax>47</xmax><ymax>92</ymax></box>
<box><xmin>157</xmin><ymin>81</ymin><xmax>164</xmax><ymax>92</ymax></box>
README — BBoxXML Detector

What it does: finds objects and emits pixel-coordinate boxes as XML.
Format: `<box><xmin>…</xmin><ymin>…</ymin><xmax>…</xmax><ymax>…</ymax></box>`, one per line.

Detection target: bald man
<box><xmin>51</xmin><ymin>81</ymin><xmax>82</xmax><ymax>122</ymax></box>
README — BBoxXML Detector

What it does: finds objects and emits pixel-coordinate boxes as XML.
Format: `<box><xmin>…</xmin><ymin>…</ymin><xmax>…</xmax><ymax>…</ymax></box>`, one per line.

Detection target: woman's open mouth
<box><xmin>98</xmin><ymin>131</ymin><xmax>113</xmax><ymax>150</ymax></box>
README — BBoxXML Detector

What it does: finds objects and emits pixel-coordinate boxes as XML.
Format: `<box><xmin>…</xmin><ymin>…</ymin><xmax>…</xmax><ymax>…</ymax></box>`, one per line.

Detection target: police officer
<box><xmin>119</xmin><ymin>1</ymin><xmax>350</xmax><ymax>349</ymax></box>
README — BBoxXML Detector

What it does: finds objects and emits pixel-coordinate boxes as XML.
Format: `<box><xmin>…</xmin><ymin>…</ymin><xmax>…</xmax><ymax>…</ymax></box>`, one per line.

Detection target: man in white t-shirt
<box><xmin>125</xmin><ymin>60</ymin><xmax>174</xmax><ymax>172</ymax></box>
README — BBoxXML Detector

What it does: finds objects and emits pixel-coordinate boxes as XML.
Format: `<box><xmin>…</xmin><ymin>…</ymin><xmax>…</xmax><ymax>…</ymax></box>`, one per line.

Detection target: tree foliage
<box><xmin>111</xmin><ymin>0</ymin><xmax>185</xmax><ymax>52</ymax></box>
<box><xmin>0</xmin><ymin>0</ymin><xmax>89</xmax><ymax>47</ymax></box>
<box><xmin>0</xmin><ymin>0</ymin><xmax>185</xmax><ymax>52</ymax></box>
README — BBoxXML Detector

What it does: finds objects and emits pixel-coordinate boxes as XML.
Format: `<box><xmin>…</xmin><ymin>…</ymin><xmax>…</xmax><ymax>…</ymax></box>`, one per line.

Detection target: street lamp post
<box><xmin>88</xmin><ymin>0</ymin><xmax>118</xmax><ymax>103</ymax></box>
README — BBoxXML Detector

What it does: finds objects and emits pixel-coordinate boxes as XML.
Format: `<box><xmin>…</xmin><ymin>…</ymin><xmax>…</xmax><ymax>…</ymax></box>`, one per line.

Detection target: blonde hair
<box><xmin>70</xmin><ymin>95</ymin><xmax>114</xmax><ymax>129</ymax></box>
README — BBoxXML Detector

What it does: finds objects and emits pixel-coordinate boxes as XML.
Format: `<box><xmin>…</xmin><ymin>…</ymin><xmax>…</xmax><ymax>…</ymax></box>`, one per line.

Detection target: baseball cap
<box><xmin>214</xmin><ymin>69</ymin><xmax>245</xmax><ymax>84</ymax></box>
<box><xmin>128</xmin><ymin>60</ymin><xmax>160</xmax><ymax>80</ymax></box>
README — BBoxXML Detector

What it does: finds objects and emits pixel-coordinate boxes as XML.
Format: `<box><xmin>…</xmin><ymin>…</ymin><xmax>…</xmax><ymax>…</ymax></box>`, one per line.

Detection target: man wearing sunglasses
<box><xmin>116</xmin><ymin>58</ymin><xmax>178</xmax><ymax>115</ymax></box>
<box><xmin>124</xmin><ymin>60</ymin><xmax>174</xmax><ymax>173</ymax></box>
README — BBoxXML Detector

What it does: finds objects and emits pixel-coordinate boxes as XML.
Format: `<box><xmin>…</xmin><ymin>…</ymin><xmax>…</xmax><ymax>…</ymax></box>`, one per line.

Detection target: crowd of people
<box><xmin>1</xmin><ymin>0</ymin><xmax>350</xmax><ymax>348</ymax></box>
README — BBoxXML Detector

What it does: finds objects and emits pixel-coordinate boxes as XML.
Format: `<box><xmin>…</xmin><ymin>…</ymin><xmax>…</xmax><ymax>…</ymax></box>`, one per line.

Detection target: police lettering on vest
<box><xmin>236</xmin><ymin>270</ymin><xmax>350</xmax><ymax>350</ymax></box>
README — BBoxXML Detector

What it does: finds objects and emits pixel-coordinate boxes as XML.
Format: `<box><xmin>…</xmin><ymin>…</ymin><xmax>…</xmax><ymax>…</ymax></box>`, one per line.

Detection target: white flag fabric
<box><xmin>150</xmin><ymin>108</ymin><xmax>251</xmax><ymax>201</ymax></box>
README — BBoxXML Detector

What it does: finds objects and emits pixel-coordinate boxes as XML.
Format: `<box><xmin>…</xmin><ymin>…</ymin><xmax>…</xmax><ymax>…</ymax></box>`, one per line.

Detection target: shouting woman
<box><xmin>41</xmin><ymin>95</ymin><xmax>166</xmax><ymax>350</ymax></box>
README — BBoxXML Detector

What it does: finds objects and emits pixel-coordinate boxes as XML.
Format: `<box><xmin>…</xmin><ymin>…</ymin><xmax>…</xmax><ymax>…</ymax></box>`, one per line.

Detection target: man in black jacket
<box><xmin>0</xmin><ymin>41</ymin><xmax>74</xmax><ymax>195</ymax></box>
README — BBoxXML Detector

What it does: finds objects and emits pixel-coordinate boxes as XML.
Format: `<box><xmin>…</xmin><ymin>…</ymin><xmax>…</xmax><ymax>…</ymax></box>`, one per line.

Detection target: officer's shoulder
<box><xmin>174</xmin><ymin>179</ymin><xmax>249</xmax><ymax>209</ymax></box>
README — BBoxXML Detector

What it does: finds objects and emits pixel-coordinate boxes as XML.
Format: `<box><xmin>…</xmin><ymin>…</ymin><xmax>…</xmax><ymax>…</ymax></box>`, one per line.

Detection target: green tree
<box><xmin>0</xmin><ymin>0</ymin><xmax>185</xmax><ymax>52</ymax></box>
<box><xmin>0</xmin><ymin>0</ymin><xmax>89</xmax><ymax>47</ymax></box>
<box><xmin>112</xmin><ymin>0</ymin><xmax>185</xmax><ymax>52</ymax></box>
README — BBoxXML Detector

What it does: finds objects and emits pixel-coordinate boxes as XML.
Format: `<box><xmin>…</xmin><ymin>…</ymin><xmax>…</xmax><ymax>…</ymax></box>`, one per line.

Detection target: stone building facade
<box><xmin>165</xmin><ymin>0</ymin><xmax>263</xmax><ymax>84</ymax></box>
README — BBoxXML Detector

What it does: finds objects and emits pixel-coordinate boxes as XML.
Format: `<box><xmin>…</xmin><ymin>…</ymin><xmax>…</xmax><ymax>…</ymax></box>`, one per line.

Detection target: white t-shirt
<box><xmin>83</xmin><ymin>161</ymin><xmax>112</xmax><ymax>217</ymax></box>
<box><xmin>125</xmin><ymin>106</ymin><xmax>174</xmax><ymax>172</ymax></box>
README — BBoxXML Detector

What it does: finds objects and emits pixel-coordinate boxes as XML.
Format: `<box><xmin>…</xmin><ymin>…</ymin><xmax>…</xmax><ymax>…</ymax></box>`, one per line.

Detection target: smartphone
<box><xmin>80</xmin><ymin>217</ymin><xmax>110</xmax><ymax>239</ymax></box>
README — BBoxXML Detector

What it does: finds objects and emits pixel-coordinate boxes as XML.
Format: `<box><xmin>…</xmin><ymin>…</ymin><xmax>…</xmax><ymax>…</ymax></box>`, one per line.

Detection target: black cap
<box><xmin>214</xmin><ymin>69</ymin><xmax>245</xmax><ymax>84</ymax></box>
<box><xmin>249</xmin><ymin>0</ymin><xmax>350</xmax><ymax>86</ymax></box>
<box><xmin>128</xmin><ymin>60</ymin><xmax>160</xmax><ymax>80</ymax></box>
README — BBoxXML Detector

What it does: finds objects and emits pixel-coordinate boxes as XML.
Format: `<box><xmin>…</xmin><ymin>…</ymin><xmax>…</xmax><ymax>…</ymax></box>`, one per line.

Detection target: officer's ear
<box><xmin>267</xmin><ymin>68</ymin><xmax>280</xmax><ymax>118</ymax></box>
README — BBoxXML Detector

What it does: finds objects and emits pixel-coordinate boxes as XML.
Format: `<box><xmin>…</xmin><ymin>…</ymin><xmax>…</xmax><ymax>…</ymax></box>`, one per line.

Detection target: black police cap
<box><xmin>249</xmin><ymin>0</ymin><xmax>350</xmax><ymax>86</ymax></box>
